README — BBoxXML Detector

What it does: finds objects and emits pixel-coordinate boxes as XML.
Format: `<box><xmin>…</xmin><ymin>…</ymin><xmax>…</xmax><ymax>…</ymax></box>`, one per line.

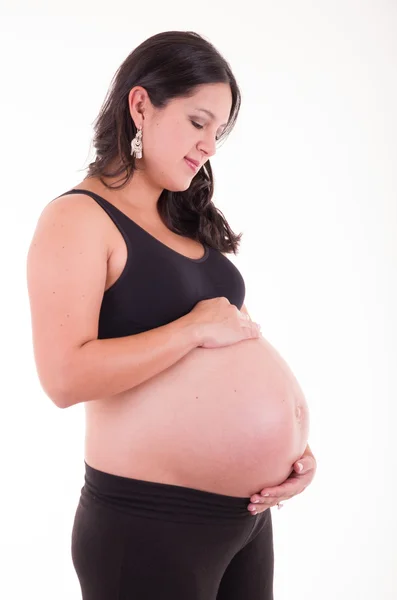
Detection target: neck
<box><xmin>85</xmin><ymin>160</ymin><xmax>163</xmax><ymax>216</ymax></box>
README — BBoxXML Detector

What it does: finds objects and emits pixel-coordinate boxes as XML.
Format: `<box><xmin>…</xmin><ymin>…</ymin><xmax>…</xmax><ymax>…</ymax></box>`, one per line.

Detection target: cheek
<box><xmin>149</xmin><ymin>123</ymin><xmax>191</xmax><ymax>168</ymax></box>
<box><xmin>165</xmin><ymin>122</ymin><xmax>191</xmax><ymax>159</ymax></box>
<box><xmin>142</xmin><ymin>120</ymin><xmax>196</xmax><ymax>189</ymax></box>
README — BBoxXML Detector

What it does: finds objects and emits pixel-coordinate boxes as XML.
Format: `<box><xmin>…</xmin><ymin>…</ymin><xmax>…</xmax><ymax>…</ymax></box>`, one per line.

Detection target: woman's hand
<box><xmin>188</xmin><ymin>297</ymin><xmax>262</xmax><ymax>349</ymax></box>
<box><xmin>247</xmin><ymin>446</ymin><xmax>317</xmax><ymax>515</ymax></box>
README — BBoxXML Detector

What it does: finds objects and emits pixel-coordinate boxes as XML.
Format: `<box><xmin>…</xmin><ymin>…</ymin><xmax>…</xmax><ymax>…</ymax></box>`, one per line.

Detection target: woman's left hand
<box><xmin>247</xmin><ymin>447</ymin><xmax>317</xmax><ymax>515</ymax></box>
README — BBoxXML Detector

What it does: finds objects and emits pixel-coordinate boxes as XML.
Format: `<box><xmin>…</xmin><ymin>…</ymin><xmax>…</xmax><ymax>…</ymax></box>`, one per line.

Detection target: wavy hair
<box><xmin>82</xmin><ymin>30</ymin><xmax>243</xmax><ymax>254</ymax></box>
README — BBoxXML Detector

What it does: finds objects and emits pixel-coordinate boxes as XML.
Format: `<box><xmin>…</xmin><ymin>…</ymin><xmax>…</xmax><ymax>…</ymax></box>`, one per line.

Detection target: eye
<box><xmin>191</xmin><ymin>120</ymin><xmax>204</xmax><ymax>130</ymax></box>
<box><xmin>191</xmin><ymin>121</ymin><xmax>221</xmax><ymax>142</ymax></box>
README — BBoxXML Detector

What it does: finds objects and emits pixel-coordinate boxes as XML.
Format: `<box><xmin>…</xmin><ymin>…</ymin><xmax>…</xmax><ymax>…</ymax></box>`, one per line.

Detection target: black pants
<box><xmin>71</xmin><ymin>462</ymin><xmax>274</xmax><ymax>599</ymax></box>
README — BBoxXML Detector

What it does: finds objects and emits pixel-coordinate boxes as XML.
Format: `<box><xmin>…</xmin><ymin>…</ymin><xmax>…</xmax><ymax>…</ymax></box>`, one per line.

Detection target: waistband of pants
<box><xmin>81</xmin><ymin>461</ymin><xmax>253</xmax><ymax>523</ymax></box>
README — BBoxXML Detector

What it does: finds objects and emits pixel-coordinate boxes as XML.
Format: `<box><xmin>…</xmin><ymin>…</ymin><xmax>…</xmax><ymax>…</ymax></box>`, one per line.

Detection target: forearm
<box><xmin>58</xmin><ymin>314</ymin><xmax>200</xmax><ymax>408</ymax></box>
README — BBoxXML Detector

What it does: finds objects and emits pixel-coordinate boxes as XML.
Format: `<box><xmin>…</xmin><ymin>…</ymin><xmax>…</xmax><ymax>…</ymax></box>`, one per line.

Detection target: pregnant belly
<box><xmin>85</xmin><ymin>336</ymin><xmax>310</xmax><ymax>497</ymax></box>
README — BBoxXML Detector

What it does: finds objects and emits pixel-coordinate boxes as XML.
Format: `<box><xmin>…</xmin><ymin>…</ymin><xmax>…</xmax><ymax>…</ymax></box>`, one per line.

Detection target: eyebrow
<box><xmin>194</xmin><ymin>108</ymin><xmax>228</xmax><ymax>128</ymax></box>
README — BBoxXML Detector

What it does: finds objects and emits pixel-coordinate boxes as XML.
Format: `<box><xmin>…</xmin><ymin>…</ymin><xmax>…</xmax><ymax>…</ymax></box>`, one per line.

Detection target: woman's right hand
<box><xmin>188</xmin><ymin>297</ymin><xmax>262</xmax><ymax>349</ymax></box>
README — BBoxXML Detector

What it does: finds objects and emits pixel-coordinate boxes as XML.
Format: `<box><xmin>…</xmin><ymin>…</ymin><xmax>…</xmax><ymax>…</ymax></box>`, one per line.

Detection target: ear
<box><xmin>128</xmin><ymin>85</ymin><xmax>151</xmax><ymax>128</ymax></box>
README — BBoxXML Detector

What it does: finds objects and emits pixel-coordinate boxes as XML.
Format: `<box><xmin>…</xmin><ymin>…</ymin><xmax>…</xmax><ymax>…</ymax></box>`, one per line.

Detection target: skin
<box><xmin>90</xmin><ymin>82</ymin><xmax>317</xmax><ymax>513</ymax></box>
<box><xmin>247</xmin><ymin>443</ymin><xmax>317</xmax><ymax>514</ymax></box>
<box><xmin>100</xmin><ymin>82</ymin><xmax>232</xmax><ymax>217</ymax></box>
<box><xmin>241</xmin><ymin>309</ymin><xmax>317</xmax><ymax>514</ymax></box>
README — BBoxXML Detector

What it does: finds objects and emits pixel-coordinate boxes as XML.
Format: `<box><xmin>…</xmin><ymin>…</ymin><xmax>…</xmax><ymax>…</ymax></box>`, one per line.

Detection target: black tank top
<box><xmin>56</xmin><ymin>189</ymin><xmax>246</xmax><ymax>339</ymax></box>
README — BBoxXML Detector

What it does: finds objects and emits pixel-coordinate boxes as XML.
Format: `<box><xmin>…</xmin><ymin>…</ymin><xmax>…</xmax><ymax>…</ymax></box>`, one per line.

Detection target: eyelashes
<box><xmin>191</xmin><ymin>120</ymin><xmax>221</xmax><ymax>142</ymax></box>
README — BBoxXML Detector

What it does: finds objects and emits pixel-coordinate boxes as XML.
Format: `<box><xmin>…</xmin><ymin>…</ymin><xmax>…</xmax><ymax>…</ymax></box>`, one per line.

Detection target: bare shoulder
<box><xmin>26</xmin><ymin>191</ymin><xmax>112</xmax><ymax>406</ymax></box>
<box><xmin>34</xmin><ymin>190</ymin><xmax>121</xmax><ymax>267</ymax></box>
<box><xmin>37</xmin><ymin>191</ymin><xmax>112</xmax><ymax>252</ymax></box>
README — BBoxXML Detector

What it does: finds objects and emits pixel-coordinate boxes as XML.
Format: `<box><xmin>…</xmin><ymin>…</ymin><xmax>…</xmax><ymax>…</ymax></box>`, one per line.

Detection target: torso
<box><xmin>73</xmin><ymin>178</ymin><xmax>310</xmax><ymax>497</ymax></box>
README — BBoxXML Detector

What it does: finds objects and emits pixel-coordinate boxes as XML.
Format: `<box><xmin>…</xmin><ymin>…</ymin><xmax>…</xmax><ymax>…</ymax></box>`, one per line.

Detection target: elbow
<box><xmin>51</xmin><ymin>375</ymin><xmax>90</xmax><ymax>408</ymax></box>
<box><xmin>52</xmin><ymin>391</ymin><xmax>71</xmax><ymax>409</ymax></box>
<box><xmin>45</xmin><ymin>381</ymin><xmax>72</xmax><ymax>409</ymax></box>
<box><xmin>52</xmin><ymin>376</ymin><xmax>83</xmax><ymax>408</ymax></box>
<box><xmin>39</xmin><ymin>353</ymin><xmax>94</xmax><ymax>408</ymax></box>
<box><xmin>39</xmin><ymin>370</ymin><xmax>76</xmax><ymax>409</ymax></box>
<box><xmin>35</xmin><ymin>352</ymin><xmax>84</xmax><ymax>408</ymax></box>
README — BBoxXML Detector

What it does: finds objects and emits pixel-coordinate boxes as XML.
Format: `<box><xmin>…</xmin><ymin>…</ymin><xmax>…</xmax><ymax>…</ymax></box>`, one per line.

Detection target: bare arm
<box><xmin>62</xmin><ymin>315</ymin><xmax>199</xmax><ymax>408</ymax></box>
<box><xmin>26</xmin><ymin>194</ymin><xmax>201</xmax><ymax>409</ymax></box>
<box><xmin>71</xmin><ymin>303</ymin><xmax>257</xmax><ymax>407</ymax></box>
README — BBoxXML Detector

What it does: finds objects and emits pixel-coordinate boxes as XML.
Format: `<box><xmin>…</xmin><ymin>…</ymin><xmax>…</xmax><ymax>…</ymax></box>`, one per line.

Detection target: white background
<box><xmin>1</xmin><ymin>0</ymin><xmax>396</xmax><ymax>598</ymax></box>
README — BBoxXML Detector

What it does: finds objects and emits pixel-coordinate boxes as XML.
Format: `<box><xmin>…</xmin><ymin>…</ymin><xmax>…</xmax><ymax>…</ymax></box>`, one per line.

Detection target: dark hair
<box><xmin>82</xmin><ymin>30</ymin><xmax>243</xmax><ymax>254</ymax></box>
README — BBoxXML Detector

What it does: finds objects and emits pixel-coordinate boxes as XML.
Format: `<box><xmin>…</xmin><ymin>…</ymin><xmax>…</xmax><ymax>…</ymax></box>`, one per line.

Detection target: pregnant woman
<box><xmin>27</xmin><ymin>31</ymin><xmax>316</xmax><ymax>600</ymax></box>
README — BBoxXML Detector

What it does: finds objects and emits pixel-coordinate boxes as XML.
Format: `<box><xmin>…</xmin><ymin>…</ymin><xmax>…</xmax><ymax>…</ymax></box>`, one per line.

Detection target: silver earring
<box><xmin>131</xmin><ymin>127</ymin><xmax>143</xmax><ymax>159</ymax></box>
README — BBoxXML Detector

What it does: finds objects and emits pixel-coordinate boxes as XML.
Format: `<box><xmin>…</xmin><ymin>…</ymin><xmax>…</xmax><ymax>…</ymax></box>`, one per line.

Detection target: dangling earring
<box><xmin>130</xmin><ymin>127</ymin><xmax>143</xmax><ymax>159</ymax></box>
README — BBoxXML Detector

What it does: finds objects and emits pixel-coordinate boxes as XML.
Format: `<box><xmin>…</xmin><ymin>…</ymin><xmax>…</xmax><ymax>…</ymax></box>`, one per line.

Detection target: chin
<box><xmin>164</xmin><ymin>179</ymin><xmax>193</xmax><ymax>193</ymax></box>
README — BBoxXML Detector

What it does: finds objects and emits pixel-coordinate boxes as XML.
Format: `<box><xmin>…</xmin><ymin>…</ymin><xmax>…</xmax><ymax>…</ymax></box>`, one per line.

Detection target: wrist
<box><xmin>179</xmin><ymin>314</ymin><xmax>205</xmax><ymax>349</ymax></box>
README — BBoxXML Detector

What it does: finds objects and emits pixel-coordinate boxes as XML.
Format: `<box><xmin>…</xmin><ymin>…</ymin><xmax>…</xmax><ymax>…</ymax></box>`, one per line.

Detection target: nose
<box><xmin>197</xmin><ymin>132</ymin><xmax>217</xmax><ymax>158</ymax></box>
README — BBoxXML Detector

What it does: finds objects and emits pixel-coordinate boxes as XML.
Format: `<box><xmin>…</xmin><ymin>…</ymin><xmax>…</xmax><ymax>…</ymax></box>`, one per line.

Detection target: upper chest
<box><xmin>105</xmin><ymin>216</ymin><xmax>207</xmax><ymax>292</ymax></box>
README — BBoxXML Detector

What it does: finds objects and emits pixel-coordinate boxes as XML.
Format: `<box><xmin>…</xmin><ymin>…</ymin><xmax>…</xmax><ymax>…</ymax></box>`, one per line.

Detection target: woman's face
<box><xmin>131</xmin><ymin>82</ymin><xmax>233</xmax><ymax>192</ymax></box>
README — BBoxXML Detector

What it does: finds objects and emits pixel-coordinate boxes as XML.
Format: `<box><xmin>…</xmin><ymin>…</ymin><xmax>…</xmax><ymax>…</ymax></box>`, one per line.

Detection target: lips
<box><xmin>185</xmin><ymin>157</ymin><xmax>200</xmax><ymax>168</ymax></box>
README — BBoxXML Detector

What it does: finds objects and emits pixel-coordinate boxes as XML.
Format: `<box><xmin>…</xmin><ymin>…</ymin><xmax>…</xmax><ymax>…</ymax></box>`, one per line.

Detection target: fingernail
<box><xmin>261</xmin><ymin>493</ymin><xmax>270</xmax><ymax>497</ymax></box>
<box><xmin>297</xmin><ymin>462</ymin><xmax>303</xmax><ymax>472</ymax></box>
